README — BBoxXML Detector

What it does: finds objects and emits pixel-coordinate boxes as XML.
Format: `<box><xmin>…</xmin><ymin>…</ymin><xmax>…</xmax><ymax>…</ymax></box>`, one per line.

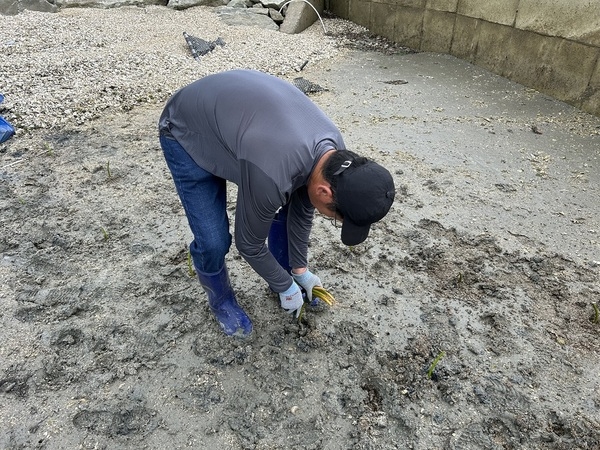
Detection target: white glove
<box><xmin>292</xmin><ymin>269</ymin><xmax>322</xmax><ymax>302</ymax></box>
<box><xmin>279</xmin><ymin>281</ymin><xmax>304</xmax><ymax>318</ymax></box>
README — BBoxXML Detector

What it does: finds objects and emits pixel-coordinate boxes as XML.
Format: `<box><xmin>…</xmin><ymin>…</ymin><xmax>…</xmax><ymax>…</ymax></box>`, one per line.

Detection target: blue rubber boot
<box><xmin>268</xmin><ymin>206</ymin><xmax>291</xmax><ymax>273</ymax></box>
<box><xmin>197</xmin><ymin>266</ymin><xmax>253</xmax><ymax>338</ymax></box>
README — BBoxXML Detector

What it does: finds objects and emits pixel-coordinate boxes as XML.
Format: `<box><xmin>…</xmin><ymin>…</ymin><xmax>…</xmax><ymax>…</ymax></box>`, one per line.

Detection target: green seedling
<box><xmin>297</xmin><ymin>303</ymin><xmax>307</xmax><ymax>323</ymax></box>
<box><xmin>187</xmin><ymin>250</ymin><xmax>196</xmax><ymax>277</ymax></box>
<box><xmin>43</xmin><ymin>141</ymin><xmax>54</xmax><ymax>156</ymax></box>
<box><xmin>592</xmin><ymin>302</ymin><xmax>599</xmax><ymax>324</ymax></box>
<box><xmin>427</xmin><ymin>351</ymin><xmax>446</xmax><ymax>379</ymax></box>
<box><xmin>100</xmin><ymin>227</ymin><xmax>109</xmax><ymax>240</ymax></box>
<box><xmin>106</xmin><ymin>161</ymin><xmax>112</xmax><ymax>179</ymax></box>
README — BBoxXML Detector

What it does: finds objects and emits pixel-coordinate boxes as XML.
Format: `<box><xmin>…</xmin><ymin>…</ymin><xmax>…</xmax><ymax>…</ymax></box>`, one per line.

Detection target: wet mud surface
<box><xmin>1</xmin><ymin>50</ymin><xmax>600</xmax><ymax>449</ymax></box>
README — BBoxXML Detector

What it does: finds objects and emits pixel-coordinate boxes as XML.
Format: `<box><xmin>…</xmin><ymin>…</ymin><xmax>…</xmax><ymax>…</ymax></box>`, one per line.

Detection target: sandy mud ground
<box><xmin>1</xmin><ymin>9</ymin><xmax>600</xmax><ymax>450</ymax></box>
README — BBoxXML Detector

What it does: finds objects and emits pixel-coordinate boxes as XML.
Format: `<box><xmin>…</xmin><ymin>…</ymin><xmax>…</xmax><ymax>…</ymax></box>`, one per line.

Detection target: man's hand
<box><xmin>279</xmin><ymin>281</ymin><xmax>304</xmax><ymax>318</ymax></box>
<box><xmin>292</xmin><ymin>269</ymin><xmax>322</xmax><ymax>302</ymax></box>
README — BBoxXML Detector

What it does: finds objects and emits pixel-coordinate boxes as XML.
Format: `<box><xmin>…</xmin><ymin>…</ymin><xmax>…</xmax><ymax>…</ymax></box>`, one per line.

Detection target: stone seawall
<box><xmin>329</xmin><ymin>0</ymin><xmax>600</xmax><ymax>117</ymax></box>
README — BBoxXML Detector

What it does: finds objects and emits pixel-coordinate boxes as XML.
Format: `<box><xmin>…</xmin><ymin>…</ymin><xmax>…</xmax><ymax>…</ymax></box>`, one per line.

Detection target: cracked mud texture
<box><xmin>2</xmin><ymin>8</ymin><xmax>600</xmax><ymax>450</ymax></box>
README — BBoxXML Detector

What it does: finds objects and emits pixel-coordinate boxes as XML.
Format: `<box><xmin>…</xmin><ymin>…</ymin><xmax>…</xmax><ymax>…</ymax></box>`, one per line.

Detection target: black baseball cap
<box><xmin>335</xmin><ymin>159</ymin><xmax>395</xmax><ymax>246</ymax></box>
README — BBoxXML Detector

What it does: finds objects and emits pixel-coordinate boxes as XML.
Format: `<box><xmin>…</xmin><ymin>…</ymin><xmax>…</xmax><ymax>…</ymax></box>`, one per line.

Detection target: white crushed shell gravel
<box><xmin>0</xmin><ymin>6</ymin><xmax>371</xmax><ymax>133</ymax></box>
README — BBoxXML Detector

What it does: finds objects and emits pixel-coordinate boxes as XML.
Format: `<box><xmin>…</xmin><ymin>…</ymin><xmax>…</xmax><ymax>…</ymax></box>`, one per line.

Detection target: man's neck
<box><xmin>308</xmin><ymin>149</ymin><xmax>335</xmax><ymax>188</ymax></box>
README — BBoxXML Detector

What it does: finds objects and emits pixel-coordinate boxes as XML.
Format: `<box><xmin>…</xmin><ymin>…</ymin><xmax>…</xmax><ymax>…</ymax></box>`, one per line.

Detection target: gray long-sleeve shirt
<box><xmin>158</xmin><ymin>70</ymin><xmax>345</xmax><ymax>292</ymax></box>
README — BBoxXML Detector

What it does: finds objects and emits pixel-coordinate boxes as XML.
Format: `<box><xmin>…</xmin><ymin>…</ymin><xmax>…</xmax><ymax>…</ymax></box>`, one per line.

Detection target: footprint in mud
<box><xmin>544</xmin><ymin>410</ymin><xmax>600</xmax><ymax>447</ymax></box>
<box><xmin>448</xmin><ymin>417</ymin><xmax>521</xmax><ymax>449</ymax></box>
<box><xmin>0</xmin><ymin>374</ymin><xmax>31</xmax><ymax>398</ymax></box>
<box><xmin>27</xmin><ymin>252</ymin><xmax>73</xmax><ymax>276</ymax></box>
<box><xmin>472</xmin><ymin>374</ymin><xmax>530</xmax><ymax>413</ymax></box>
<box><xmin>13</xmin><ymin>305</ymin><xmax>46</xmax><ymax>323</ymax></box>
<box><xmin>14</xmin><ymin>286</ymin><xmax>87</xmax><ymax>323</ymax></box>
<box><xmin>192</xmin><ymin>337</ymin><xmax>252</xmax><ymax>366</ymax></box>
<box><xmin>478</xmin><ymin>313</ymin><xmax>519</xmax><ymax>356</ymax></box>
<box><xmin>51</xmin><ymin>328</ymin><xmax>84</xmax><ymax>347</ymax></box>
<box><xmin>176</xmin><ymin>384</ymin><xmax>223</xmax><ymax>411</ymax></box>
<box><xmin>96</xmin><ymin>324</ymin><xmax>164</xmax><ymax>363</ymax></box>
<box><xmin>17</xmin><ymin>287</ymin><xmax>83</xmax><ymax>306</ymax></box>
<box><xmin>72</xmin><ymin>406</ymin><xmax>160</xmax><ymax>437</ymax></box>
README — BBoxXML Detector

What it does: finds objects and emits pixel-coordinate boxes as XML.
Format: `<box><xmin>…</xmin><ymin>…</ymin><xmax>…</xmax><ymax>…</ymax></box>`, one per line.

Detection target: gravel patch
<box><xmin>0</xmin><ymin>6</ymin><xmax>374</xmax><ymax>133</ymax></box>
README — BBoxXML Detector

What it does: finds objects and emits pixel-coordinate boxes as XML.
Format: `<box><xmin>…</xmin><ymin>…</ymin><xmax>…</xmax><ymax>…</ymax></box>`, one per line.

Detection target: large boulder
<box><xmin>214</xmin><ymin>5</ymin><xmax>279</xmax><ymax>30</ymax></box>
<box><xmin>257</xmin><ymin>0</ymin><xmax>285</xmax><ymax>9</ymax></box>
<box><xmin>54</xmin><ymin>0</ymin><xmax>163</xmax><ymax>6</ymax></box>
<box><xmin>0</xmin><ymin>0</ymin><xmax>57</xmax><ymax>15</ymax></box>
<box><xmin>168</xmin><ymin>0</ymin><xmax>227</xmax><ymax>9</ymax></box>
<box><xmin>279</xmin><ymin>0</ymin><xmax>323</xmax><ymax>34</ymax></box>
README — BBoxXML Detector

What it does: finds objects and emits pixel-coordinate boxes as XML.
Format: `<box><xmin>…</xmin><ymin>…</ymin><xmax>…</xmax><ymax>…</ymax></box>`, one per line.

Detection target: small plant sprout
<box><xmin>427</xmin><ymin>351</ymin><xmax>446</xmax><ymax>380</ymax></box>
<box><xmin>43</xmin><ymin>141</ymin><xmax>54</xmax><ymax>156</ymax></box>
<box><xmin>592</xmin><ymin>302</ymin><xmax>599</xmax><ymax>324</ymax></box>
<box><xmin>297</xmin><ymin>303</ymin><xmax>307</xmax><ymax>323</ymax></box>
<box><xmin>106</xmin><ymin>161</ymin><xmax>112</xmax><ymax>179</ymax></box>
<box><xmin>100</xmin><ymin>226</ymin><xmax>109</xmax><ymax>240</ymax></box>
<box><xmin>187</xmin><ymin>250</ymin><xmax>196</xmax><ymax>277</ymax></box>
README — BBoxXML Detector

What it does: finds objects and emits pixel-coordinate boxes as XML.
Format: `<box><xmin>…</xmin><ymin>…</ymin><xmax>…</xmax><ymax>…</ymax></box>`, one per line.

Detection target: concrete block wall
<box><xmin>329</xmin><ymin>0</ymin><xmax>600</xmax><ymax>116</ymax></box>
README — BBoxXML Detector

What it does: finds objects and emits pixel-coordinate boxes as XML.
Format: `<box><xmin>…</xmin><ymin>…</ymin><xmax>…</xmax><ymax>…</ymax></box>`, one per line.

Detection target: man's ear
<box><xmin>316</xmin><ymin>183</ymin><xmax>333</xmax><ymax>199</ymax></box>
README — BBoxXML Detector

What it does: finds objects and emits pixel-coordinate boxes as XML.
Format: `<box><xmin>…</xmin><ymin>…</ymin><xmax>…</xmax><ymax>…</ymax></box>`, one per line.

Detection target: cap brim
<box><xmin>341</xmin><ymin>220</ymin><xmax>371</xmax><ymax>246</ymax></box>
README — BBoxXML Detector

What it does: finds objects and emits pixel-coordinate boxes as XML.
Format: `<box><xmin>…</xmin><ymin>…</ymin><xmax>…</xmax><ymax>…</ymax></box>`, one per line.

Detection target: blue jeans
<box><xmin>160</xmin><ymin>133</ymin><xmax>231</xmax><ymax>274</ymax></box>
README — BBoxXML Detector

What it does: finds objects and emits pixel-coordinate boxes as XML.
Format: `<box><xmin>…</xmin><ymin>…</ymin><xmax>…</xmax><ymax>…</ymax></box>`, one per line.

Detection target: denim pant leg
<box><xmin>268</xmin><ymin>204</ymin><xmax>291</xmax><ymax>272</ymax></box>
<box><xmin>160</xmin><ymin>133</ymin><xmax>231</xmax><ymax>273</ymax></box>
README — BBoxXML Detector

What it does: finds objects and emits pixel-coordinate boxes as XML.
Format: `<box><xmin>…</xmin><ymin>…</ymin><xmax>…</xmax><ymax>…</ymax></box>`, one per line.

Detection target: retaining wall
<box><xmin>329</xmin><ymin>0</ymin><xmax>600</xmax><ymax>117</ymax></box>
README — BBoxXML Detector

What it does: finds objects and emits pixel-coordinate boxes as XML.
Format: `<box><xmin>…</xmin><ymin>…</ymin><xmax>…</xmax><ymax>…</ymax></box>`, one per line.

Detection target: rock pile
<box><xmin>1</xmin><ymin>0</ymin><xmax>291</xmax><ymax>31</ymax></box>
<box><xmin>213</xmin><ymin>0</ymin><xmax>287</xmax><ymax>31</ymax></box>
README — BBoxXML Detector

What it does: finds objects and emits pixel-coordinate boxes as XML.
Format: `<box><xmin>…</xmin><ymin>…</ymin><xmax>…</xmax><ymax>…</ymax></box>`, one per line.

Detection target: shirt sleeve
<box><xmin>233</xmin><ymin>160</ymin><xmax>294</xmax><ymax>293</ymax></box>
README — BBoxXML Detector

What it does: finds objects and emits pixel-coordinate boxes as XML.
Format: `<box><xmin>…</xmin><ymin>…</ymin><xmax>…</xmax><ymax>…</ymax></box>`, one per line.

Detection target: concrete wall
<box><xmin>329</xmin><ymin>0</ymin><xmax>600</xmax><ymax>117</ymax></box>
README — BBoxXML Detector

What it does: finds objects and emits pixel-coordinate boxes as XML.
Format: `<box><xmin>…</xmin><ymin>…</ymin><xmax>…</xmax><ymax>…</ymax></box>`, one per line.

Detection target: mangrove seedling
<box><xmin>427</xmin><ymin>351</ymin><xmax>446</xmax><ymax>380</ymax></box>
<box><xmin>592</xmin><ymin>302</ymin><xmax>599</xmax><ymax>324</ymax></box>
<box><xmin>297</xmin><ymin>303</ymin><xmax>307</xmax><ymax>323</ymax></box>
<box><xmin>312</xmin><ymin>286</ymin><xmax>335</xmax><ymax>306</ymax></box>
<box><xmin>187</xmin><ymin>250</ymin><xmax>196</xmax><ymax>277</ymax></box>
<box><xmin>106</xmin><ymin>161</ymin><xmax>112</xmax><ymax>179</ymax></box>
<box><xmin>100</xmin><ymin>226</ymin><xmax>109</xmax><ymax>240</ymax></box>
<box><xmin>297</xmin><ymin>286</ymin><xmax>336</xmax><ymax>323</ymax></box>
